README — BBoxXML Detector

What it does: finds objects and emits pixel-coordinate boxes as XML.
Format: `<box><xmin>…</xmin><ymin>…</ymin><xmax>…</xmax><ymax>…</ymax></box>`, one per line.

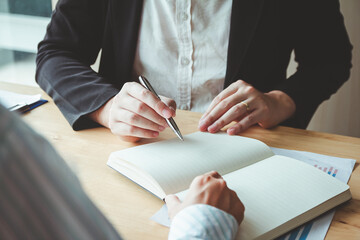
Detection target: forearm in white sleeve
<box><xmin>168</xmin><ymin>204</ymin><xmax>238</xmax><ymax>240</ymax></box>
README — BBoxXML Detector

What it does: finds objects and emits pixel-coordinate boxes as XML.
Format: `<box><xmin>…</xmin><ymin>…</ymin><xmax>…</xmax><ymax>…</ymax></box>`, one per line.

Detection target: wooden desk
<box><xmin>1</xmin><ymin>82</ymin><xmax>360</xmax><ymax>239</ymax></box>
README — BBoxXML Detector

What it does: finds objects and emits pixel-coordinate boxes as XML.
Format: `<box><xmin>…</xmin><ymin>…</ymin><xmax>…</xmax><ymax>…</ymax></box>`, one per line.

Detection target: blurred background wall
<box><xmin>286</xmin><ymin>0</ymin><xmax>360</xmax><ymax>137</ymax></box>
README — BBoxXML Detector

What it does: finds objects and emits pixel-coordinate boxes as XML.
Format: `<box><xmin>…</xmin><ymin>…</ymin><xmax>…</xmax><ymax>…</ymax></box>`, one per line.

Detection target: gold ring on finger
<box><xmin>240</xmin><ymin>101</ymin><xmax>250</xmax><ymax>111</ymax></box>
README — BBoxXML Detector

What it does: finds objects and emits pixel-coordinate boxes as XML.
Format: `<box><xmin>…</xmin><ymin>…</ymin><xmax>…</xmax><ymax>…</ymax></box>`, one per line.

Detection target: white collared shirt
<box><xmin>133</xmin><ymin>0</ymin><xmax>232</xmax><ymax>112</ymax></box>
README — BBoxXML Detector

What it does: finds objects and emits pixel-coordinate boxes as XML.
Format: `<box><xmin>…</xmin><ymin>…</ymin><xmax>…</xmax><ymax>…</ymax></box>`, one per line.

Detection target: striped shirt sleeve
<box><xmin>168</xmin><ymin>204</ymin><xmax>239</xmax><ymax>240</ymax></box>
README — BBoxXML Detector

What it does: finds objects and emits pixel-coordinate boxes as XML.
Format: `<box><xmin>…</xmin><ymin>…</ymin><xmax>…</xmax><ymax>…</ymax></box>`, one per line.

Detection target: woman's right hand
<box><xmin>90</xmin><ymin>82</ymin><xmax>176</xmax><ymax>142</ymax></box>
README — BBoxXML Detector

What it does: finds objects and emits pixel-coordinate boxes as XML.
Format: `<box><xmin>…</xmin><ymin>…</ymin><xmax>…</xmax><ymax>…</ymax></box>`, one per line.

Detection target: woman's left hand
<box><xmin>198</xmin><ymin>80</ymin><xmax>296</xmax><ymax>135</ymax></box>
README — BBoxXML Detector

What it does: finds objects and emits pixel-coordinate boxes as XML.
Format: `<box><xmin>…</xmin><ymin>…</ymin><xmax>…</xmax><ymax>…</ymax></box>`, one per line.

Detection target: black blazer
<box><xmin>36</xmin><ymin>0</ymin><xmax>352</xmax><ymax>130</ymax></box>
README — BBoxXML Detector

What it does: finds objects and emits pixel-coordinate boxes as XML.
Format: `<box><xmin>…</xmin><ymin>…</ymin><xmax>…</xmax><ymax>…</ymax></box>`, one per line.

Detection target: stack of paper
<box><xmin>0</xmin><ymin>90</ymin><xmax>47</xmax><ymax>113</ymax></box>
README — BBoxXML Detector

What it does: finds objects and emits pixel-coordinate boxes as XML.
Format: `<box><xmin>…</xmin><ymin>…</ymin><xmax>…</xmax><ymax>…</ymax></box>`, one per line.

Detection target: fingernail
<box><xmin>159</xmin><ymin>126</ymin><xmax>165</xmax><ymax>131</ymax></box>
<box><xmin>152</xmin><ymin>132</ymin><xmax>159</xmax><ymax>137</ymax></box>
<box><xmin>198</xmin><ymin>125</ymin><xmax>207</xmax><ymax>132</ymax></box>
<box><xmin>228</xmin><ymin>128</ymin><xmax>235</xmax><ymax>135</ymax></box>
<box><xmin>198</xmin><ymin>119</ymin><xmax>206</xmax><ymax>127</ymax></box>
<box><xmin>199</xmin><ymin>121</ymin><xmax>210</xmax><ymax>131</ymax></box>
<box><xmin>208</xmin><ymin>124</ymin><xmax>218</xmax><ymax>133</ymax></box>
<box><xmin>162</xmin><ymin>109</ymin><xmax>172</xmax><ymax>118</ymax></box>
<box><xmin>170</xmin><ymin>106</ymin><xmax>176</xmax><ymax>115</ymax></box>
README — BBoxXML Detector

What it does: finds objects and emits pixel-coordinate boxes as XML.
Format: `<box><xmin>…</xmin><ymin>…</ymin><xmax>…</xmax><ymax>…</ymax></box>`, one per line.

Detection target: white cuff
<box><xmin>168</xmin><ymin>204</ymin><xmax>238</xmax><ymax>240</ymax></box>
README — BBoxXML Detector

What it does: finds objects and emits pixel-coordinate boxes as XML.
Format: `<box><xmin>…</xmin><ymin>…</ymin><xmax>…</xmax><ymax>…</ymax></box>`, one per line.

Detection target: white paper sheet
<box><xmin>0</xmin><ymin>90</ymin><xmax>41</xmax><ymax>109</ymax></box>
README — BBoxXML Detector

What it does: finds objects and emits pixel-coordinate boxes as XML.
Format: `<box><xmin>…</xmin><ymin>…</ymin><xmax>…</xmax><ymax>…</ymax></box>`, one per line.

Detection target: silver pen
<box><xmin>138</xmin><ymin>76</ymin><xmax>184</xmax><ymax>141</ymax></box>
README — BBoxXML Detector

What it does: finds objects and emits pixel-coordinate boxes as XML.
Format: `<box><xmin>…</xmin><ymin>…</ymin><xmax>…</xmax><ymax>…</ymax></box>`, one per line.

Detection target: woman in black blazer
<box><xmin>36</xmin><ymin>0</ymin><xmax>352</xmax><ymax>142</ymax></box>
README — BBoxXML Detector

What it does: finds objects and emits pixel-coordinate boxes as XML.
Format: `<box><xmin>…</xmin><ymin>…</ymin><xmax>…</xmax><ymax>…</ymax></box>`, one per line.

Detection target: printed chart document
<box><xmin>107</xmin><ymin>132</ymin><xmax>352</xmax><ymax>240</ymax></box>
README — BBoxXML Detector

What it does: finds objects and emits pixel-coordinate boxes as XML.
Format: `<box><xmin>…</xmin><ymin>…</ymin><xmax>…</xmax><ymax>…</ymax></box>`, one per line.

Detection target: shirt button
<box><xmin>181</xmin><ymin>57</ymin><xmax>190</xmax><ymax>66</ymax></box>
<box><xmin>180</xmin><ymin>105</ymin><xmax>189</xmax><ymax>110</ymax></box>
<box><xmin>180</xmin><ymin>12</ymin><xmax>188</xmax><ymax>21</ymax></box>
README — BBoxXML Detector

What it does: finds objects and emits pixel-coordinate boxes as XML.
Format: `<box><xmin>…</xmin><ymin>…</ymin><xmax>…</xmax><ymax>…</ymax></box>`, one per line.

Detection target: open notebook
<box><xmin>107</xmin><ymin>132</ymin><xmax>351</xmax><ymax>240</ymax></box>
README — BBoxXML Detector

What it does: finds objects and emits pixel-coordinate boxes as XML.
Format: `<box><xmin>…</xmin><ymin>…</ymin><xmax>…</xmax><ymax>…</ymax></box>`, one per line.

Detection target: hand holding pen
<box><xmin>139</xmin><ymin>76</ymin><xmax>183</xmax><ymax>141</ymax></box>
<box><xmin>89</xmin><ymin>77</ymin><xmax>178</xmax><ymax>142</ymax></box>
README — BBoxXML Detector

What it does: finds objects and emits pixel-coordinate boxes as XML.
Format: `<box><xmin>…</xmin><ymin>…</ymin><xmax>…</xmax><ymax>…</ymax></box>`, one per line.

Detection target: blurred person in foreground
<box><xmin>0</xmin><ymin>104</ymin><xmax>244</xmax><ymax>239</ymax></box>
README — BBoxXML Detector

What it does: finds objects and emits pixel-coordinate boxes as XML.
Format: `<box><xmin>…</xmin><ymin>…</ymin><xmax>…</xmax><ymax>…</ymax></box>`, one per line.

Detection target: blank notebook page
<box><xmin>223</xmin><ymin>155</ymin><xmax>350</xmax><ymax>240</ymax></box>
<box><xmin>111</xmin><ymin>132</ymin><xmax>274</xmax><ymax>194</ymax></box>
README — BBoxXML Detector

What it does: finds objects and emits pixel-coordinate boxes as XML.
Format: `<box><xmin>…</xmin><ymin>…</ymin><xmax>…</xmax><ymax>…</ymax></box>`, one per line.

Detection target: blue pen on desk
<box><xmin>8</xmin><ymin>100</ymin><xmax>48</xmax><ymax>114</ymax></box>
<box><xmin>138</xmin><ymin>75</ymin><xmax>184</xmax><ymax>141</ymax></box>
